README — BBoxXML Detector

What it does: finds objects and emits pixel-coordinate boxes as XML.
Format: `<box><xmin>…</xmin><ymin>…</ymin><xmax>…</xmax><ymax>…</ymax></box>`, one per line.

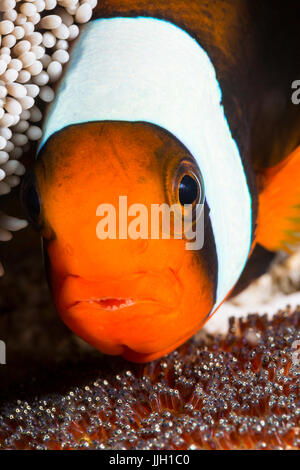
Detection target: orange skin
<box><xmin>34</xmin><ymin>122</ymin><xmax>215</xmax><ymax>362</ymax></box>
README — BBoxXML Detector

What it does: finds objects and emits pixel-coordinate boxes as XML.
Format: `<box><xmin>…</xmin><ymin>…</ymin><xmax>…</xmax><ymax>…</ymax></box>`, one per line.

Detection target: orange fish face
<box><xmin>22</xmin><ymin>122</ymin><xmax>217</xmax><ymax>362</ymax></box>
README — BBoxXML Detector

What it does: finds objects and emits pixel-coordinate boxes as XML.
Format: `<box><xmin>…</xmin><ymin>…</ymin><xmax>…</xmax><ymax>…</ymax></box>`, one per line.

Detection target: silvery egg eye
<box><xmin>21</xmin><ymin>170</ymin><xmax>42</xmax><ymax>230</ymax></box>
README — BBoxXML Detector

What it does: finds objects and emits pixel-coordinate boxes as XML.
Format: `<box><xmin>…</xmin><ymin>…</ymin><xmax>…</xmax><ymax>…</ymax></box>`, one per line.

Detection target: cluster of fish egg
<box><xmin>0</xmin><ymin>0</ymin><xmax>97</xmax><ymax>261</ymax></box>
<box><xmin>1</xmin><ymin>309</ymin><xmax>300</xmax><ymax>450</ymax></box>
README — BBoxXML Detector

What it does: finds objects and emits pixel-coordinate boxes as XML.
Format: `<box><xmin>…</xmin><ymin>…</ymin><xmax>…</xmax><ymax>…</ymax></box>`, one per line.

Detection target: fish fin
<box><xmin>257</xmin><ymin>145</ymin><xmax>300</xmax><ymax>253</ymax></box>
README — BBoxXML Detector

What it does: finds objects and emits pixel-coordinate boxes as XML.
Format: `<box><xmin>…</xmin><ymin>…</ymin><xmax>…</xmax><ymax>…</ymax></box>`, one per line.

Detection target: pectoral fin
<box><xmin>257</xmin><ymin>145</ymin><xmax>300</xmax><ymax>252</ymax></box>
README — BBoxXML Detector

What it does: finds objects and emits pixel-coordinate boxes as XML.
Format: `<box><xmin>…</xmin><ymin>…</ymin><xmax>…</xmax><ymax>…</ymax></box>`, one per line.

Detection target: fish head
<box><xmin>21</xmin><ymin>121</ymin><xmax>217</xmax><ymax>362</ymax></box>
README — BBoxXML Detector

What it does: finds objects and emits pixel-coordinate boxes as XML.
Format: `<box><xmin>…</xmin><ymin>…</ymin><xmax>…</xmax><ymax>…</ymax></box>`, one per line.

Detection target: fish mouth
<box><xmin>70</xmin><ymin>297</ymin><xmax>136</xmax><ymax>311</ymax></box>
<box><xmin>53</xmin><ymin>270</ymin><xmax>184</xmax><ymax>361</ymax></box>
<box><xmin>59</xmin><ymin>270</ymin><xmax>182</xmax><ymax>313</ymax></box>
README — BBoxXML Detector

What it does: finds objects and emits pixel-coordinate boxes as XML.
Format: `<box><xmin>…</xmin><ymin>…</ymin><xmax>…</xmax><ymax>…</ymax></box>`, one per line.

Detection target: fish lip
<box><xmin>67</xmin><ymin>297</ymin><xmax>138</xmax><ymax>311</ymax></box>
<box><xmin>66</xmin><ymin>296</ymin><xmax>162</xmax><ymax>312</ymax></box>
<box><xmin>59</xmin><ymin>270</ymin><xmax>182</xmax><ymax>313</ymax></box>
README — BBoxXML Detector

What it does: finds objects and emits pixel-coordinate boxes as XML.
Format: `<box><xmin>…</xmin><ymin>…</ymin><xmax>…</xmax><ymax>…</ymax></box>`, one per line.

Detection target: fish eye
<box><xmin>166</xmin><ymin>160</ymin><xmax>204</xmax><ymax>238</ymax></box>
<box><xmin>174</xmin><ymin>160</ymin><xmax>204</xmax><ymax>209</ymax></box>
<box><xmin>179</xmin><ymin>174</ymin><xmax>199</xmax><ymax>206</ymax></box>
<box><xmin>167</xmin><ymin>159</ymin><xmax>205</xmax><ymax>211</ymax></box>
<box><xmin>21</xmin><ymin>170</ymin><xmax>42</xmax><ymax>230</ymax></box>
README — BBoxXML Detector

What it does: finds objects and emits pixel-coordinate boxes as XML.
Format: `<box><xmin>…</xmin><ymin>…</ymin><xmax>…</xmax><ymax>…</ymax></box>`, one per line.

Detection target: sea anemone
<box><xmin>1</xmin><ymin>308</ymin><xmax>300</xmax><ymax>450</ymax></box>
<box><xmin>0</xmin><ymin>0</ymin><xmax>97</xmax><ymax>272</ymax></box>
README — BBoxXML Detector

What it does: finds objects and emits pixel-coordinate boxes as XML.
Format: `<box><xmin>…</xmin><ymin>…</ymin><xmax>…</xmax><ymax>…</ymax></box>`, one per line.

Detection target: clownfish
<box><xmin>21</xmin><ymin>1</ymin><xmax>300</xmax><ymax>362</ymax></box>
